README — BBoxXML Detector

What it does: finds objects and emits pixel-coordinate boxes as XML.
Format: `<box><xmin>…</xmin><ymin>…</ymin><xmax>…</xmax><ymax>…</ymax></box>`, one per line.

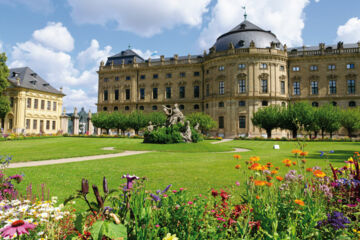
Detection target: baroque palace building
<box><xmin>97</xmin><ymin>20</ymin><xmax>360</xmax><ymax>138</ymax></box>
<box><xmin>3</xmin><ymin>67</ymin><xmax>65</xmax><ymax>134</ymax></box>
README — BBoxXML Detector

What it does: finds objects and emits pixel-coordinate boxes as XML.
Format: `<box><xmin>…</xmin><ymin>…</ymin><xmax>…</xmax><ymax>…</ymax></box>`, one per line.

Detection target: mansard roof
<box><xmin>7</xmin><ymin>67</ymin><xmax>64</xmax><ymax>95</ymax></box>
<box><xmin>106</xmin><ymin>49</ymin><xmax>144</xmax><ymax>65</ymax></box>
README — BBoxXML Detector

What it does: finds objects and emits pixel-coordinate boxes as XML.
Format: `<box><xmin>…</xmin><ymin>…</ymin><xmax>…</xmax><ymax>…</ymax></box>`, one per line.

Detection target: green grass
<box><xmin>3</xmin><ymin>138</ymin><xmax>360</xmax><ymax>210</ymax></box>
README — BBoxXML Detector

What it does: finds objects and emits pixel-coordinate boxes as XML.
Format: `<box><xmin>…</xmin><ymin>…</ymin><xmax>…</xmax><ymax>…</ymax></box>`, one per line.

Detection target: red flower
<box><xmin>211</xmin><ymin>189</ymin><xmax>218</xmax><ymax>197</ymax></box>
<box><xmin>249</xmin><ymin>221</ymin><xmax>261</xmax><ymax>230</ymax></box>
<box><xmin>220</xmin><ymin>190</ymin><xmax>229</xmax><ymax>201</ymax></box>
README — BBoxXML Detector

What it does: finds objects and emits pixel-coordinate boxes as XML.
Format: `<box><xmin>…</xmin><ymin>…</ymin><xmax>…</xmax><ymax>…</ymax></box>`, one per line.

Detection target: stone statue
<box><xmin>181</xmin><ymin>121</ymin><xmax>192</xmax><ymax>143</ymax></box>
<box><xmin>163</xmin><ymin>104</ymin><xmax>184</xmax><ymax>126</ymax></box>
<box><xmin>147</xmin><ymin>121</ymin><xmax>154</xmax><ymax>132</ymax></box>
<box><xmin>194</xmin><ymin>123</ymin><xmax>201</xmax><ymax>133</ymax></box>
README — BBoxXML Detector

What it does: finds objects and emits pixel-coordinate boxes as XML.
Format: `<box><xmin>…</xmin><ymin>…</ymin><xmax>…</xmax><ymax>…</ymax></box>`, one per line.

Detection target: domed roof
<box><xmin>212</xmin><ymin>20</ymin><xmax>282</xmax><ymax>52</ymax></box>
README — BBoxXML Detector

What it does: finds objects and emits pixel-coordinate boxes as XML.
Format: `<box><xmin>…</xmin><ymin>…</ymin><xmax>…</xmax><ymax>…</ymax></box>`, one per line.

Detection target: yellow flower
<box><xmin>163</xmin><ymin>233</ymin><xmax>179</xmax><ymax>240</ymax></box>
<box><xmin>313</xmin><ymin>170</ymin><xmax>326</xmax><ymax>178</ymax></box>
<box><xmin>294</xmin><ymin>199</ymin><xmax>305</xmax><ymax>206</ymax></box>
<box><xmin>250</xmin><ymin>156</ymin><xmax>260</xmax><ymax>162</ymax></box>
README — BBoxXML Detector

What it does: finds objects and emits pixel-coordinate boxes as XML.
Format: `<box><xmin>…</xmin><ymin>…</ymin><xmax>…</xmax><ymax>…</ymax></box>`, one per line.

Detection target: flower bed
<box><xmin>1</xmin><ymin>150</ymin><xmax>360</xmax><ymax>239</ymax></box>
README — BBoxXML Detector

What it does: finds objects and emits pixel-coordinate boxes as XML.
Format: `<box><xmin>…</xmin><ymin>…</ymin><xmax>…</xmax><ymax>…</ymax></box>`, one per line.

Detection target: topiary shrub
<box><xmin>143</xmin><ymin>125</ymin><xmax>183</xmax><ymax>144</ymax></box>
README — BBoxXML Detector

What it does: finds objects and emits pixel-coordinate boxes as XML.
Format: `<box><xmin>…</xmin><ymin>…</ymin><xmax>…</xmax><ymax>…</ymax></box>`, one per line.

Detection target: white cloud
<box><xmin>0</xmin><ymin>0</ymin><xmax>53</xmax><ymax>13</ymax></box>
<box><xmin>77</xmin><ymin>39</ymin><xmax>112</xmax><ymax>69</ymax></box>
<box><xmin>198</xmin><ymin>0</ymin><xmax>310</xmax><ymax>49</ymax></box>
<box><xmin>314</xmin><ymin>0</ymin><xmax>320</xmax><ymax>2</ymax></box>
<box><xmin>33</xmin><ymin>22</ymin><xmax>74</xmax><ymax>52</ymax></box>
<box><xmin>67</xmin><ymin>0</ymin><xmax>211</xmax><ymax>37</ymax></box>
<box><xmin>8</xmin><ymin>23</ymin><xmax>113</xmax><ymax>112</ymax></box>
<box><xmin>0</xmin><ymin>41</ymin><xmax>3</xmax><ymax>52</ymax></box>
<box><xmin>336</xmin><ymin>17</ymin><xmax>360</xmax><ymax>43</ymax></box>
<box><xmin>132</xmin><ymin>49</ymin><xmax>159</xmax><ymax>59</ymax></box>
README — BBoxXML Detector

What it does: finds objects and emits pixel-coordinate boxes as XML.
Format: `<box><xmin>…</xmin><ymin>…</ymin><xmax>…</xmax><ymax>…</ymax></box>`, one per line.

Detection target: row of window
<box><xmin>292</xmin><ymin>80</ymin><xmax>356</xmax><ymax>95</ymax></box>
<box><xmin>292</xmin><ymin>63</ymin><xmax>355</xmax><ymax>72</ymax></box>
<box><xmin>103</xmin><ymin>86</ymin><xmax>201</xmax><ymax>101</ymax></box>
<box><xmin>10</xmin><ymin>97</ymin><xmax>57</xmax><ymax>111</ymax></box>
<box><xmin>103</xmin><ymin>71</ymin><xmax>201</xmax><ymax>82</ymax></box>
<box><xmin>218</xmin><ymin>116</ymin><xmax>246</xmax><ymax>129</ymax></box>
<box><xmin>103</xmin><ymin>104</ymin><xmax>201</xmax><ymax>112</ymax></box>
<box><xmin>25</xmin><ymin>119</ymin><xmax>56</xmax><ymax>130</ymax></box>
<box><xmin>311</xmin><ymin>101</ymin><xmax>357</xmax><ymax>107</ymax></box>
<box><xmin>215</xmin><ymin>64</ymin><xmax>285</xmax><ymax>72</ymax></box>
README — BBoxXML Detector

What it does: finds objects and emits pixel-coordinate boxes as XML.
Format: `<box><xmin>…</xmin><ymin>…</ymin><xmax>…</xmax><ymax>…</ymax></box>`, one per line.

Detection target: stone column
<box><xmin>60</xmin><ymin>108</ymin><xmax>70</xmax><ymax>134</ymax></box>
<box><xmin>72</xmin><ymin>107</ymin><xmax>80</xmax><ymax>135</ymax></box>
<box><xmin>87</xmin><ymin>110</ymin><xmax>94</xmax><ymax>135</ymax></box>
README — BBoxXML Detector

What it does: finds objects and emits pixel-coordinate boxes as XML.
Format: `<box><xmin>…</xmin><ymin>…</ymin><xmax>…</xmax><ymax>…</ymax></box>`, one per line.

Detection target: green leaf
<box><xmin>104</xmin><ymin>222</ymin><xmax>127</xmax><ymax>240</ymax></box>
<box><xmin>74</xmin><ymin>213</ymin><xmax>85</xmax><ymax>233</ymax></box>
<box><xmin>90</xmin><ymin>220</ymin><xmax>105</xmax><ymax>240</ymax></box>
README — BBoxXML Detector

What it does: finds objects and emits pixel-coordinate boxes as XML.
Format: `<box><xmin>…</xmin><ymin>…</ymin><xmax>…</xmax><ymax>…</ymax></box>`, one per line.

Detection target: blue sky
<box><xmin>1</xmin><ymin>0</ymin><xmax>360</xmax><ymax>112</ymax></box>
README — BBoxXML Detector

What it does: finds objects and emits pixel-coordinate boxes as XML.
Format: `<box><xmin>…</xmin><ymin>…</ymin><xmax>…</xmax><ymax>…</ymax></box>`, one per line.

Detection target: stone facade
<box><xmin>97</xmin><ymin>21</ymin><xmax>360</xmax><ymax>138</ymax></box>
<box><xmin>3</xmin><ymin>67</ymin><xmax>65</xmax><ymax>134</ymax></box>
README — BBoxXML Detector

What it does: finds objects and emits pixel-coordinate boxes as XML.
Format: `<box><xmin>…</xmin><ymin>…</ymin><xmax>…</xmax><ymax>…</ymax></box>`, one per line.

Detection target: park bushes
<box><xmin>252</xmin><ymin>102</ymin><xmax>360</xmax><ymax>139</ymax></box>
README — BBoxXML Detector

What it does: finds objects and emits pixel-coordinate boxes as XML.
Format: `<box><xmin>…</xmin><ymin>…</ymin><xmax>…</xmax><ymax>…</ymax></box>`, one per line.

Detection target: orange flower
<box><xmin>313</xmin><ymin>170</ymin><xmax>326</xmax><ymax>178</ymax></box>
<box><xmin>301</xmin><ymin>159</ymin><xmax>307</xmax><ymax>163</ymax></box>
<box><xmin>235</xmin><ymin>164</ymin><xmax>241</xmax><ymax>169</ymax></box>
<box><xmin>250</xmin><ymin>163</ymin><xmax>263</xmax><ymax>171</ymax></box>
<box><xmin>292</xmin><ymin>162</ymin><xmax>297</xmax><ymax>166</ymax></box>
<box><xmin>294</xmin><ymin>199</ymin><xmax>305</xmax><ymax>206</ymax></box>
<box><xmin>266</xmin><ymin>176</ymin><xmax>273</xmax><ymax>181</ymax></box>
<box><xmin>291</xmin><ymin>149</ymin><xmax>302</xmax><ymax>154</ymax></box>
<box><xmin>275</xmin><ymin>167</ymin><xmax>280</xmax><ymax>170</ymax></box>
<box><xmin>256</xmin><ymin>196</ymin><xmax>260</xmax><ymax>199</ymax></box>
<box><xmin>233</xmin><ymin>154</ymin><xmax>241</xmax><ymax>160</ymax></box>
<box><xmin>266</xmin><ymin>182</ymin><xmax>273</xmax><ymax>187</ymax></box>
<box><xmin>306</xmin><ymin>168</ymin><xmax>313</xmax><ymax>172</ymax></box>
<box><xmin>282</xmin><ymin>159</ymin><xmax>292</xmax><ymax>165</ymax></box>
<box><xmin>276</xmin><ymin>176</ymin><xmax>284</xmax><ymax>181</ymax></box>
<box><xmin>271</xmin><ymin>170</ymin><xmax>278</xmax><ymax>175</ymax></box>
<box><xmin>285</xmin><ymin>163</ymin><xmax>292</xmax><ymax>167</ymax></box>
<box><xmin>250</xmin><ymin>156</ymin><xmax>260</xmax><ymax>162</ymax></box>
<box><xmin>254</xmin><ymin>180</ymin><xmax>267</xmax><ymax>186</ymax></box>
<box><xmin>300</xmin><ymin>151</ymin><xmax>308</xmax><ymax>156</ymax></box>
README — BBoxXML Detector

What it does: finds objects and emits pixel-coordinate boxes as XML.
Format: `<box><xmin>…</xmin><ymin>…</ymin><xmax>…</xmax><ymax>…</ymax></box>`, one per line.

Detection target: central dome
<box><xmin>212</xmin><ymin>20</ymin><xmax>282</xmax><ymax>52</ymax></box>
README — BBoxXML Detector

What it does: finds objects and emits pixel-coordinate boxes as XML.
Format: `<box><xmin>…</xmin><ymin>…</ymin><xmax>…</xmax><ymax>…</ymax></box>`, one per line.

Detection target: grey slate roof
<box><xmin>213</xmin><ymin>20</ymin><xmax>283</xmax><ymax>51</ymax></box>
<box><xmin>8</xmin><ymin>67</ymin><xmax>64</xmax><ymax>95</ymax></box>
<box><xmin>106</xmin><ymin>49</ymin><xmax>145</xmax><ymax>65</ymax></box>
<box><xmin>288</xmin><ymin>43</ymin><xmax>359</xmax><ymax>52</ymax></box>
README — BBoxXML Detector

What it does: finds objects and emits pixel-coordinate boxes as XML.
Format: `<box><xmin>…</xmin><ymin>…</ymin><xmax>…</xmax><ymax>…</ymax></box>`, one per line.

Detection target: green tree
<box><xmin>279</xmin><ymin>102</ymin><xmax>314</xmax><ymax>138</ymax></box>
<box><xmin>315</xmin><ymin>104</ymin><xmax>341</xmax><ymax>139</ymax></box>
<box><xmin>91</xmin><ymin>112</ymin><xmax>114</xmax><ymax>134</ymax></box>
<box><xmin>113</xmin><ymin>112</ymin><xmax>129</xmax><ymax>135</ymax></box>
<box><xmin>340</xmin><ymin>108</ymin><xmax>360</xmax><ymax>137</ymax></box>
<box><xmin>146</xmin><ymin>112</ymin><xmax>166</xmax><ymax>126</ymax></box>
<box><xmin>0</xmin><ymin>53</ymin><xmax>10</xmax><ymax>128</ymax></box>
<box><xmin>304</xmin><ymin>106</ymin><xmax>320</xmax><ymax>139</ymax></box>
<box><xmin>128</xmin><ymin>110</ymin><xmax>148</xmax><ymax>135</ymax></box>
<box><xmin>251</xmin><ymin>105</ymin><xmax>281</xmax><ymax>138</ymax></box>
<box><xmin>186</xmin><ymin>112</ymin><xmax>217</xmax><ymax>135</ymax></box>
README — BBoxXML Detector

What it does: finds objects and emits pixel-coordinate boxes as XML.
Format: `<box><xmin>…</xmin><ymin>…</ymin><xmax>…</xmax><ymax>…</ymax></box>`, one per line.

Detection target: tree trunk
<box><xmin>135</xmin><ymin>129</ymin><xmax>139</xmax><ymax>135</ymax></box>
<box><xmin>347</xmin><ymin>129</ymin><xmax>352</xmax><ymax>138</ymax></box>
<box><xmin>321</xmin><ymin>128</ymin><xmax>325</xmax><ymax>139</ymax></box>
<box><xmin>330</xmin><ymin>132</ymin><xmax>333</xmax><ymax>139</ymax></box>
<box><xmin>309</xmin><ymin>133</ymin><xmax>312</xmax><ymax>139</ymax></box>
<box><xmin>266</xmin><ymin>129</ymin><xmax>272</xmax><ymax>139</ymax></box>
<box><xmin>314</xmin><ymin>131</ymin><xmax>318</xmax><ymax>139</ymax></box>
<box><xmin>292</xmin><ymin>129</ymin><xmax>298</xmax><ymax>139</ymax></box>
<box><xmin>1</xmin><ymin>118</ymin><xmax>4</xmax><ymax>129</ymax></box>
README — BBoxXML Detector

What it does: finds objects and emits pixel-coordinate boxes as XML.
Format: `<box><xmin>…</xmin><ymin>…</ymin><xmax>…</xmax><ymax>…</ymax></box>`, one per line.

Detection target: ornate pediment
<box><xmin>178</xmin><ymin>81</ymin><xmax>187</xmax><ymax>86</ymax></box>
<box><xmin>259</xmin><ymin>73</ymin><xmax>269</xmax><ymax>79</ymax></box>
<box><xmin>193</xmin><ymin>80</ymin><xmax>202</xmax><ymax>85</ymax></box>
<box><xmin>291</xmin><ymin>76</ymin><xmax>301</xmax><ymax>81</ymax></box>
<box><xmin>346</xmin><ymin>73</ymin><xmax>357</xmax><ymax>79</ymax></box>
<box><xmin>151</xmin><ymin>82</ymin><xmax>159</xmax><ymax>87</ymax></box>
<box><xmin>138</xmin><ymin>83</ymin><xmax>146</xmax><ymax>88</ymax></box>
<box><xmin>164</xmin><ymin>81</ymin><xmax>172</xmax><ymax>86</ymax></box>
<box><xmin>123</xmin><ymin>84</ymin><xmax>131</xmax><ymax>88</ymax></box>
<box><xmin>237</xmin><ymin>73</ymin><xmax>247</xmax><ymax>79</ymax></box>
<box><xmin>216</xmin><ymin>74</ymin><xmax>226</xmax><ymax>81</ymax></box>
<box><xmin>205</xmin><ymin>78</ymin><xmax>211</xmax><ymax>83</ymax></box>
<box><xmin>309</xmin><ymin>75</ymin><xmax>319</xmax><ymax>80</ymax></box>
<box><xmin>327</xmin><ymin>74</ymin><xmax>337</xmax><ymax>80</ymax></box>
<box><xmin>279</xmin><ymin>75</ymin><xmax>286</xmax><ymax>80</ymax></box>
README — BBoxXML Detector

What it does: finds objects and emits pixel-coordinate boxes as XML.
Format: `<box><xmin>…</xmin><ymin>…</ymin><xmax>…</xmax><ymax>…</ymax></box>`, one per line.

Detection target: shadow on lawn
<box><xmin>308</xmin><ymin>150</ymin><xmax>355</xmax><ymax>163</ymax></box>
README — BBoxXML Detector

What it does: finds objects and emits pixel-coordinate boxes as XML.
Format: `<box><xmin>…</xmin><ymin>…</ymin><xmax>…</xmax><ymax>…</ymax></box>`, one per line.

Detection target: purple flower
<box><xmin>122</xmin><ymin>174</ymin><xmax>139</xmax><ymax>190</ymax></box>
<box><xmin>150</xmin><ymin>193</ymin><xmax>161</xmax><ymax>202</ymax></box>
<box><xmin>9</xmin><ymin>174</ymin><xmax>23</xmax><ymax>184</ymax></box>
<box><xmin>329</xmin><ymin>150</ymin><xmax>334</xmax><ymax>153</ymax></box>
<box><xmin>161</xmin><ymin>184</ymin><xmax>172</xmax><ymax>194</ymax></box>
<box><xmin>320</xmin><ymin>151</ymin><xmax>325</xmax><ymax>157</ymax></box>
<box><xmin>317</xmin><ymin>211</ymin><xmax>351</xmax><ymax>230</ymax></box>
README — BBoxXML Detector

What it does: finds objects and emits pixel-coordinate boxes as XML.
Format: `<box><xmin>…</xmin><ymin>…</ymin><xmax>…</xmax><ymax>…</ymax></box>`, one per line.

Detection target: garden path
<box><xmin>211</xmin><ymin>138</ymin><xmax>234</xmax><ymax>144</ymax></box>
<box><xmin>8</xmin><ymin>151</ymin><xmax>151</xmax><ymax>169</ymax></box>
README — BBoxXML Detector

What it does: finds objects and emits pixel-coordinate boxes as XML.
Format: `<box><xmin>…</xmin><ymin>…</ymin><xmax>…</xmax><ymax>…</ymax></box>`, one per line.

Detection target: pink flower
<box><xmin>235</xmin><ymin>181</ymin><xmax>240</xmax><ymax>186</ymax></box>
<box><xmin>155</xmin><ymin>224</ymin><xmax>160</xmax><ymax>228</ymax></box>
<box><xmin>172</xmin><ymin>190</ymin><xmax>177</xmax><ymax>193</ymax></box>
<box><xmin>217</xmin><ymin>217</ymin><xmax>226</xmax><ymax>222</ymax></box>
<box><xmin>163</xmin><ymin>194</ymin><xmax>168</xmax><ymax>198</ymax></box>
<box><xmin>0</xmin><ymin>220</ymin><xmax>36</xmax><ymax>238</ymax></box>
<box><xmin>180</xmin><ymin>188</ymin><xmax>184</xmax><ymax>191</ymax></box>
<box><xmin>188</xmin><ymin>201</ymin><xmax>193</xmax><ymax>205</ymax></box>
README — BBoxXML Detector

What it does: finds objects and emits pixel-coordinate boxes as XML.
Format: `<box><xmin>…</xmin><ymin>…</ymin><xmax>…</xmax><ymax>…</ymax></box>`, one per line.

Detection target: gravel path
<box><xmin>211</xmin><ymin>138</ymin><xmax>234</xmax><ymax>144</ymax></box>
<box><xmin>8</xmin><ymin>151</ymin><xmax>151</xmax><ymax>169</ymax></box>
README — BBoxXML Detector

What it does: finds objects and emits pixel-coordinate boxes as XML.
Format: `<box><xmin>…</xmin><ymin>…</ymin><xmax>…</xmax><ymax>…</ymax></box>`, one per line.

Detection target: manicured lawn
<box><xmin>4</xmin><ymin>138</ymin><xmax>360</xmax><ymax>211</ymax></box>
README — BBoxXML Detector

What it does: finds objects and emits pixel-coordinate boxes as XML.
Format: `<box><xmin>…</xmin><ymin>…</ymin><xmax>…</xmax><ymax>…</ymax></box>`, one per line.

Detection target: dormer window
<box><xmin>30</xmin><ymin>73</ymin><xmax>37</xmax><ymax>78</ymax></box>
<box><xmin>238</xmin><ymin>40</ymin><xmax>245</xmax><ymax>47</ymax></box>
<box><xmin>240</xmin><ymin>24</ymin><xmax>246</xmax><ymax>29</ymax></box>
<box><xmin>43</xmin><ymin>83</ymin><xmax>49</xmax><ymax>87</ymax></box>
<box><xmin>12</xmin><ymin>72</ymin><xmax>19</xmax><ymax>78</ymax></box>
<box><xmin>30</xmin><ymin>80</ymin><xmax>37</xmax><ymax>85</ymax></box>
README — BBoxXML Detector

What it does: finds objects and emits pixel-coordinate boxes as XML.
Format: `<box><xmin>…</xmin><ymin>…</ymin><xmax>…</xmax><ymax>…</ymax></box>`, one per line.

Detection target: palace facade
<box><xmin>97</xmin><ymin>20</ymin><xmax>360</xmax><ymax>137</ymax></box>
<box><xmin>3</xmin><ymin>67</ymin><xmax>65</xmax><ymax>134</ymax></box>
